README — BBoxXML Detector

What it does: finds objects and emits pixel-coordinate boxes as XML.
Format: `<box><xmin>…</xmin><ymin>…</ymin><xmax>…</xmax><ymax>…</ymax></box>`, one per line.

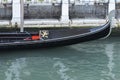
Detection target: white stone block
<box><xmin>12</xmin><ymin>0</ymin><xmax>24</xmax><ymax>32</ymax></box>
<box><xmin>56</xmin><ymin>0</ymin><xmax>61</xmax><ymax>3</ymax></box>
<box><xmin>70</xmin><ymin>0</ymin><xmax>75</xmax><ymax>4</ymax></box>
<box><xmin>60</xmin><ymin>0</ymin><xmax>69</xmax><ymax>23</ymax></box>
<box><xmin>12</xmin><ymin>1</ymin><xmax>21</xmax><ymax>24</ymax></box>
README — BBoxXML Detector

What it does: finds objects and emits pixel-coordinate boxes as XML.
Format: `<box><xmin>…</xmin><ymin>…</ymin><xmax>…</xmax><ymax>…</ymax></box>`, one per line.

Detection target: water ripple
<box><xmin>53</xmin><ymin>58</ymin><xmax>74</xmax><ymax>80</ymax></box>
<box><xmin>5</xmin><ymin>58</ymin><xmax>26</xmax><ymax>80</ymax></box>
<box><xmin>101</xmin><ymin>44</ymin><xmax>116</xmax><ymax>80</ymax></box>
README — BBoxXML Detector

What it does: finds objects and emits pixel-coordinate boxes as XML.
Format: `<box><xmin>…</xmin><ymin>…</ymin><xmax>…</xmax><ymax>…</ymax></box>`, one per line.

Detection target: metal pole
<box><xmin>20</xmin><ymin>0</ymin><xmax>24</xmax><ymax>32</ymax></box>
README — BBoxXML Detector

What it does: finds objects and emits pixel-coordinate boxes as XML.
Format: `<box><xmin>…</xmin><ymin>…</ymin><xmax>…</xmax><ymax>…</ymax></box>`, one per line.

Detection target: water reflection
<box><xmin>5</xmin><ymin>58</ymin><xmax>26</xmax><ymax>80</ymax></box>
<box><xmin>0</xmin><ymin>44</ymin><xmax>108</xmax><ymax>80</ymax></box>
<box><xmin>101</xmin><ymin>44</ymin><xmax>116</xmax><ymax>80</ymax></box>
<box><xmin>0</xmin><ymin>37</ymin><xmax>119</xmax><ymax>80</ymax></box>
<box><xmin>53</xmin><ymin>58</ymin><xmax>74</xmax><ymax>80</ymax></box>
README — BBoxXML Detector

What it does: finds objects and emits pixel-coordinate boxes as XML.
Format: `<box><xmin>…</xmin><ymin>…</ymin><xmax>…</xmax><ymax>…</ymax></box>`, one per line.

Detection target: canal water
<box><xmin>0</xmin><ymin>37</ymin><xmax>120</xmax><ymax>80</ymax></box>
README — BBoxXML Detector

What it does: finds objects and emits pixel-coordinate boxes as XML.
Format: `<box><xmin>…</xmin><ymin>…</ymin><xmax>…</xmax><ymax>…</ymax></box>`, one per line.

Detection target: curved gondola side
<box><xmin>41</xmin><ymin>21</ymin><xmax>111</xmax><ymax>47</ymax></box>
<box><xmin>0</xmin><ymin>21</ymin><xmax>111</xmax><ymax>49</ymax></box>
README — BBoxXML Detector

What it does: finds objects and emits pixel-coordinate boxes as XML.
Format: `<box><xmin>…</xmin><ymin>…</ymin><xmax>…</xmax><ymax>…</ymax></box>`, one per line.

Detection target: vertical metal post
<box><xmin>20</xmin><ymin>0</ymin><xmax>24</xmax><ymax>32</ymax></box>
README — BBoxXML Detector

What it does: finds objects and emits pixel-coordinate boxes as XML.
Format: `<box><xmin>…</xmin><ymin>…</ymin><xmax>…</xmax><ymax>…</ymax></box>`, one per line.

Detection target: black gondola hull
<box><xmin>0</xmin><ymin>22</ymin><xmax>111</xmax><ymax>49</ymax></box>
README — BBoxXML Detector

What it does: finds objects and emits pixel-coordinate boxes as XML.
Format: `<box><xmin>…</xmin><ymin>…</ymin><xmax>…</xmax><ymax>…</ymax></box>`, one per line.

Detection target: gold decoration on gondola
<box><xmin>39</xmin><ymin>30</ymin><xmax>49</xmax><ymax>38</ymax></box>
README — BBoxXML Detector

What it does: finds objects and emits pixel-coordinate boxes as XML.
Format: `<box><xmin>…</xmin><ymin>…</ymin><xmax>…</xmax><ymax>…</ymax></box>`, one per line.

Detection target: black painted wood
<box><xmin>0</xmin><ymin>21</ymin><xmax>111</xmax><ymax>49</ymax></box>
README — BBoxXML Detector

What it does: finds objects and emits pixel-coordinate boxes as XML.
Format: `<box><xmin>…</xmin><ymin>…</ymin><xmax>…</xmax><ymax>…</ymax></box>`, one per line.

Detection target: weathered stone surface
<box><xmin>69</xmin><ymin>3</ymin><xmax>108</xmax><ymax>19</ymax></box>
<box><xmin>116</xmin><ymin>3</ymin><xmax>120</xmax><ymax>19</ymax></box>
<box><xmin>0</xmin><ymin>4</ymin><xmax>12</xmax><ymax>20</ymax></box>
<box><xmin>24</xmin><ymin>5</ymin><xmax>61</xmax><ymax>19</ymax></box>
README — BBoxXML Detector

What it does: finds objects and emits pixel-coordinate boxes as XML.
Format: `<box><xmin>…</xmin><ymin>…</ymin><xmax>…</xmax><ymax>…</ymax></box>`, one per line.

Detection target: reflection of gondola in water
<box><xmin>0</xmin><ymin>21</ymin><xmax>111</xmax><ymax>49</ymax></box>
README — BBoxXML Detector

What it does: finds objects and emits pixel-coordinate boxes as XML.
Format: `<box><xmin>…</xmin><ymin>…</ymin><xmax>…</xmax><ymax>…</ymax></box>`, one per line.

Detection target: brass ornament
<box><xmin>39</xmin><ymin>30</ymin><xmax>49</xmax><ymax>38</ymax></box>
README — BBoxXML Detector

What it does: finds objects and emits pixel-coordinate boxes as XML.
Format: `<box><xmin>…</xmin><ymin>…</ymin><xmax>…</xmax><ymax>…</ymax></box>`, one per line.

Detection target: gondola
<box><xmin>0</xmin><ymin>21</ymin><xmax>111</xmax><ymax>49</ymax></box>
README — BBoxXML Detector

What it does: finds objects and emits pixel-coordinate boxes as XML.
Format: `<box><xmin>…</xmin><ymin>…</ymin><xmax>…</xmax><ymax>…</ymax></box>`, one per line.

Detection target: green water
<box><xmin>0</xmin><ymin>37</ymin><xmax>120</xmax><ymax>80</ymax></box>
